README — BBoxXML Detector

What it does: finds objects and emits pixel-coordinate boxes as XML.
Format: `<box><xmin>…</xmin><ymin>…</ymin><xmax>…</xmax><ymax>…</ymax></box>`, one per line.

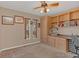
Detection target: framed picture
<box><xmin>14</xmin><ymin>16</ymin><xmax>24</xmax><ymax>24</ymax></box>
<box><xmin>2</xmin><ymin>16</ymin><xmax>14</xmax><ymax>25</ymax></box>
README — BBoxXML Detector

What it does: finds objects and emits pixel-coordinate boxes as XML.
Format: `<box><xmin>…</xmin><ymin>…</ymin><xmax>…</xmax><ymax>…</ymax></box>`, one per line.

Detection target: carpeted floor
<box><xmin>0</xmin><ymin>43</ymin><xmax>73</xmax><ymax>58</ymax></box>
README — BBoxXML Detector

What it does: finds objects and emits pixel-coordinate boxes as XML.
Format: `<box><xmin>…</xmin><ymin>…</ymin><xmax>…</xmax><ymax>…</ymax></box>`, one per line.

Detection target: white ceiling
<box><xmin>0</xmin><ymin>1</ymin><xmax>79</xmax><ymax>16</ymax></box>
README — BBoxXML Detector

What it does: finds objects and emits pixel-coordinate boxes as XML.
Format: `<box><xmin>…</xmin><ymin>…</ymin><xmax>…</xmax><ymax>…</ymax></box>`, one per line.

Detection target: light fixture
<box><xmin>40</xmin><ymin>10</ymin><xmax>43</xmax><ymax>13</ymax></box>
<box><xmin>47</xmin><ymin>9</ymin><xmax>50</xmax><ymax>12</ymax></box>
<box><xmin>40</xmin><ymin>8</ymin><xmax>50</xmax><ymax>13</ymax></box>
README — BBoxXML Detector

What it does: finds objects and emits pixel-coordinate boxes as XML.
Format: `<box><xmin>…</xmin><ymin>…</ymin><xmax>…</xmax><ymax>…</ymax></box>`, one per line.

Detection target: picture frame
<box><xmin>14</xmin><ymin>16</ymin><xmax>24</xmax><ymax>24</ymax></box>
<box><xmin>2</xmin><ymin>16</ymin><xmax>14</xmax><ymax>25</ymax></box>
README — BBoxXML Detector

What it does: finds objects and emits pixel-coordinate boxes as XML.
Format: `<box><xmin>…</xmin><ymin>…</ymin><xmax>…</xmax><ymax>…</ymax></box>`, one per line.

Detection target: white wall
<box><xmin>58</xmin><ymin>26</ymin><xmax>79</xmax><ymax>35</ymax></box>
<box><xmin>0</xmin><ymin>7</ymin><xmax>40</xmax><ymax>50</ymax></box>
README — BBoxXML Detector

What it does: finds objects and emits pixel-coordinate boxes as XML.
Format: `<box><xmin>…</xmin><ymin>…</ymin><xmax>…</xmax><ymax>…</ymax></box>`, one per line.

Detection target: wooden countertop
<box><xmin>48</xmin><ymin>35</ymin><xmax>72</xmax><ymax>40</ymax></box>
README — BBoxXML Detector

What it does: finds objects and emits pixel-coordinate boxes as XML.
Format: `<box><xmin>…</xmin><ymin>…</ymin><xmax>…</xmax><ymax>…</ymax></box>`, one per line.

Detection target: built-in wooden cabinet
<box><xmin>47</xmin><ymin>9</ymin><xmax>79</xmax><ymax>30</ymax></box>
<box><xmin>70</xmin><ymin>10</ymin><xmax>79</xmax><ymax>19</ymax></box>
<box><xmin>47</xmin><ymin>16</ymin><xmax>53</xmax><ymax>29</ymax></box>
<box><xmin>69</xmin><ymin>10</ymin><xmax>79</xmax><ymax>26</ymax></box>
<box><xmin>55</xmin><ymin>37</ymin><xmax>68</xmax><ymax>52</ymax></box>
<box><xmin>48</xmin><ymin>36</ymin><xmax>55</xmax><ymax>47</ymax></box>
<box><xmin>41</xmin><ymin>8</ymin><xmax>79</xmax><ymax>53</ymax></box>
<box><xmin>47</xmin><ymin>16</ymin><xmax>58</xmax><ymax>33</ymax></box>
<box><xmin>59</xmin><ymin>13</ymin><xmax>70</xmax><ymax>22</ymax></box>
<box><xmin>47</xmin><ymin>13</ymin><xmax>70</xmax><ymax>30</ymax></box>
<box><xmin>48</xmin><ymin>36</ymin><xmax>68</xmax><ymax>52</ymax></box>
<box><xmin>46</xmin><ymin>9</ymin><xmax>79</xmax><ymax>52</ymax></box>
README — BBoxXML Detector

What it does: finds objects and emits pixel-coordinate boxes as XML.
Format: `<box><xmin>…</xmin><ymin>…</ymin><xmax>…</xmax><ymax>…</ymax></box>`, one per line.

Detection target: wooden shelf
<box><xmin>48</xmin><ymin>9</ymin><xmax>79</xmax><ymax>28</ymax></box>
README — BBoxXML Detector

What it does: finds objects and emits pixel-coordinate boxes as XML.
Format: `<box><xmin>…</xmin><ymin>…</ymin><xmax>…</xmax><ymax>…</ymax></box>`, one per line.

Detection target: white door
<box><xmin>25</xmin><ymin>18</ymin><xmax>40</xmax><ymax>41</ymax></box>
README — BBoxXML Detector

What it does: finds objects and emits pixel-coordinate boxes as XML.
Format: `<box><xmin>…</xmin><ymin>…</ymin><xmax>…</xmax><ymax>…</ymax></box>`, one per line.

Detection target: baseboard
<box><xmin>0</xmin><ymin>41</ymin><xmax>40</xmax><ymax>52</ymax></box>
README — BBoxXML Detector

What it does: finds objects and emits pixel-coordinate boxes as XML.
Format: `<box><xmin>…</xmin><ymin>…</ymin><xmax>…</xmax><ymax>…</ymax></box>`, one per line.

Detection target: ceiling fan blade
<box><xmin>34</xmin><ymin>6</ymin><xmax>42</xmax><ymax>9</ymax></box>
<box><xmin>47</xmin><ymin>3</ymin><xmax>59</xmax><ymax>8</ymax></box>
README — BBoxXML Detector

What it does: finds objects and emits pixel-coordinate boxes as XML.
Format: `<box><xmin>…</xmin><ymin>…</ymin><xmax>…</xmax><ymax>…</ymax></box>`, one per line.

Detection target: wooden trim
<box><xmin>0</xmin><ymin>41</ymin><xmax>40</xmax><ymax>52</ymax></box>
<box><xmin>51</xmin><ymin>16</ymin><xmax>57</xmax><ymax>18</ymax></box>
<box><xmin>59</xmin><ymin>13</ymin><xmax>68</xmax><ymax>16</ymax></box>
<box><xmin>24</xmin><ymin>18</ymin><xmax>31</xmax><ymax>39</ymax></box>
<box><xmin>66</xmin><ymin>39</ymin><xmax>70</xmax><ymax>52</ymax></box>
<box><xmin>50</xmin><ymin>7</ymin><xmax>79</xmax><ymax>17</ymax></box>
<box><xmin>68</xmin><ymin>12</ymin><xmax>71</xmax><ymax>20</ymax></box>
<box><xmin>36</xmin><ymin>19</ymin><xmax>38</xmax><ymax>38</ymax></box>
<box><xmin>51</xmin><ymin>22</ymin><xmax>58</xmax><ymax>24</ymax></box>
<box><xmin>24</xmin><ymin>18</ymin><xmax>26</xmax><ymax>39</ymax></box>
<box><xmin>57</xmin><ymin>16</ymin><xmax>59</xmax><ymax>22</ymax></box>
<box><xmin>70</xmin><ymin>9</ymin><xmax>79</xmax><ymax>13</ymax></box>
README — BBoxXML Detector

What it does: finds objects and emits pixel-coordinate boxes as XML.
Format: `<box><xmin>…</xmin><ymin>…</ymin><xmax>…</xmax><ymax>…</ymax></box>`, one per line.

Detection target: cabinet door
<box><xmin>59</xmin><ymin>13</ymin><xmax>70</xmax><ymax>22</ymax></box>
<box><xmin>55</xmin><ymin>38</ymin><xmax>67</xmax><ymax>52</ymax></box>
<box><xmin>50</xmin><ymin>38</ymin><xmax>55</xmax><ymax>47</ymax></box>
<box><xmin>70</xmin><ymin>10</ymin><xmax>79</xmax><ymax>19</ymax></box>
<box><xmin>48</xmin><ymin>36</ymin><xmax>55</xmax><ymax>47</ymax></box>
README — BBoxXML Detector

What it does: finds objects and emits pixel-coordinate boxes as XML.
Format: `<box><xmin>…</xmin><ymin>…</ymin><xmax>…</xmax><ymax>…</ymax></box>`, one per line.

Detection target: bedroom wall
<box><xmin>0</xmin><ymin>7</ymin><xmax>40</xmax><ymax>50</ymax></box>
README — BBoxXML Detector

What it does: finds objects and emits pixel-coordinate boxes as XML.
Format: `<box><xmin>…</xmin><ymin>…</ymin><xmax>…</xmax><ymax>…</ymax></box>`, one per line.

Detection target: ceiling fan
<box><xmin>34</xmin><ymin>1</ymin><xmax>59</xmax><ymax>13</ymax></box>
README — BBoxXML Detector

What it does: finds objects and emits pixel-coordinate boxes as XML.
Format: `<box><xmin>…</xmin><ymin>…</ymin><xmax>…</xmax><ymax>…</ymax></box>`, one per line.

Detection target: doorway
<box><xmin>25</xmin><ymin>18</ymin><xmax>40</xmax><ymax>41</ymax></box>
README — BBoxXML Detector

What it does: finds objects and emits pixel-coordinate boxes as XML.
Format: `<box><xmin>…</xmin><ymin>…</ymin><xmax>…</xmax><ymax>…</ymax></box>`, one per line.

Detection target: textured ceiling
<box><xmin>0</xmin><ymin>1</ymin><xmax>79</xmax><ymax>16</ymax></box>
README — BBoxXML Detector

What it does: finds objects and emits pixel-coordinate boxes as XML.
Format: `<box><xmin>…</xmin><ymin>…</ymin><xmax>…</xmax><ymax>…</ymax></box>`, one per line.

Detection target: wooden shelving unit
<box><xmin>41</xmin><ymin>8</ymin><xmax>79</xmax><ymax>52</ymax></box>
<box><xmin>46</xmin><ymin>8</ymin><xmax>79</xmax><ymax>53</ymax></box>
<box><xmin>48</xmin><ymin>9</ymin><xmax>79</xmax><ymax>30</ymax></box>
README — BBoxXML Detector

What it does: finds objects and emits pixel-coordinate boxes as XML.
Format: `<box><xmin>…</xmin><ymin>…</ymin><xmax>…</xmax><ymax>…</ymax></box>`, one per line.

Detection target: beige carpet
<box><xmin>0</xmin><ymin>43</ymin><xmax>73</xmax><ymax>58</ymax></box>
